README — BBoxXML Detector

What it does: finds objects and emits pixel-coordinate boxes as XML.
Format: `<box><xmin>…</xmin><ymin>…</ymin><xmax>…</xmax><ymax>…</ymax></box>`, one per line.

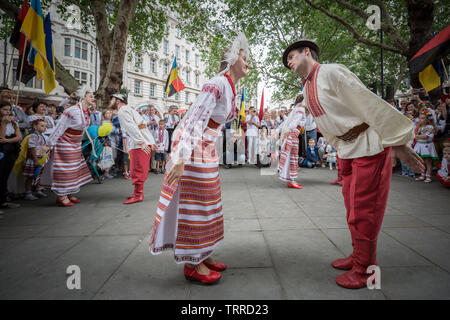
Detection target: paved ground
<box><xmin>0</xmin><ymin>165</ymin><xmax>449</xmax><ymax>300</ymax></box>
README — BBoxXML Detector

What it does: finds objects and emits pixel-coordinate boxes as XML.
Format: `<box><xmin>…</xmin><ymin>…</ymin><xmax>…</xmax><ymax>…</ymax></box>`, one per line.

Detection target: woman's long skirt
<box><xmin>40</xmin><ymin>129</ymin><xmax>92</xmax><ymax>196</ymax></box>
<box><xmin>150</xmin><ymin>130</ymin><xmax>224</xmax><ymax>265</ymax></box>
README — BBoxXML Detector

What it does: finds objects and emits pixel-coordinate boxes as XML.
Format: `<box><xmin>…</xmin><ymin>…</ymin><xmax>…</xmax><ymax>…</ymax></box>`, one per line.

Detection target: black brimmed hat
<box><xmin>282</xmin><ymin>40</ymin><xmax>320</xmax><ymax>69</ymax></box>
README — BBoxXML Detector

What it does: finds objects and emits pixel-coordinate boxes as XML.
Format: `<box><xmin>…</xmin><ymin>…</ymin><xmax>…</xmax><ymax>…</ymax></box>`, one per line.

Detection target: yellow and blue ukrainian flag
<box><xmin>20</xmin><ymin>0</ymin><xmax>47</xmax><ymax>80</ymax></box>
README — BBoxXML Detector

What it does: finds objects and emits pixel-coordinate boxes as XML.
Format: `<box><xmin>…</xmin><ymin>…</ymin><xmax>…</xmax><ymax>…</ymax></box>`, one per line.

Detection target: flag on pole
<box><xmin>419</xmin><ymin>61</ymin><xmax>441</xmax><ymax>92</ymax></box>
<box><xmin>258</xmin><ymin>88</ymin><xmax>264</xmax><ymax>122</ymax></box>
<box><xmin>20</xmin><ymin>0</ymin><xmax>47</xmax><ymax>80</ymax></box>
<box><xmin>164</xmin><ymin>57</ymin><xmax>185</xmax><ymax>97</ymax></box>
<box><xmin>9</xmin><ymin>0</ymin><xmax>36</xmax><ymax>84</ymax></box>
<box><xmin>42</xmin><ymin>13</ymin><xmax>56</xmax><ymax>94</ymax></box>
<box><xmin>237</xmin><ymin>88</ymin><xmax>246</xmax><ymax>134</ymax></box>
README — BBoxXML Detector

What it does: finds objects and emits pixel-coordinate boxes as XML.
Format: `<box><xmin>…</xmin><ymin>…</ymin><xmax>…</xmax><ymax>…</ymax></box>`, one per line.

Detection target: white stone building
<box><xmin>0</xmin><ymin>2</ymin><xmax>99</xmax><ymax>105</ymax></box>
<box><xmin>123</xmin><ymin>12</ymin><xmax>208</xmax><ymax>115</ymax></box>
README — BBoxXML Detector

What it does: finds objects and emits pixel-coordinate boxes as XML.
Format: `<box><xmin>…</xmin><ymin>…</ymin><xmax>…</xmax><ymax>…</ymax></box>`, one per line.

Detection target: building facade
<box><xmin>0</xmin><ymin>2</ymin><xmax>99</xmax><ymax>106</ymax></box>
<box><xmin>123</xmin><ymin>12</ymin><xmax>208</xmax><ymax>115</ymax></box>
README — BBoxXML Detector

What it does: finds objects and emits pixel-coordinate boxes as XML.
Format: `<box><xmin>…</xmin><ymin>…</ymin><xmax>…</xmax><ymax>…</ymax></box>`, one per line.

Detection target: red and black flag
<box><xmin>9</xmin><ymin>0</ymin><xmax>36</xmax><ymax>84</ymax></box>
<box><xmin>164</xmin><ymin>57</ymin><xmax>185</xmax><ymax>97</ymax></box>
<box><xmin>408</xmin><ymin>24</ymin><xmax>450</xmax><ymax>74</ymax></box>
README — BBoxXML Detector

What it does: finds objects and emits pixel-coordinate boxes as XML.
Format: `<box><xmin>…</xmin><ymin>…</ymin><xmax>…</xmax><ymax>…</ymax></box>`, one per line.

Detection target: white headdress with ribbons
<box><xmin>218</xmin><ymin>32</ymin><xmax>249</xmax><ymax>76</ymax></box>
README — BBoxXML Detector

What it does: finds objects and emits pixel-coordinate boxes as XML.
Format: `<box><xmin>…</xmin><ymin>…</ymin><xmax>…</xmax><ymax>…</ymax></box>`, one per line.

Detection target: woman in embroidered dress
<box><xmin>39</xmin><ymin>91</ymin><xmax>95</xmax><ymax>207</ymax></box>
<box><xmin>276</xmin><ymin>94</ymin><xmax>306</xmax><ymax>189</ymax></box>
<box><xmin>149</xmin><ymin>33</ymin><xmax>249</xmax><ymax>284</ymax></box>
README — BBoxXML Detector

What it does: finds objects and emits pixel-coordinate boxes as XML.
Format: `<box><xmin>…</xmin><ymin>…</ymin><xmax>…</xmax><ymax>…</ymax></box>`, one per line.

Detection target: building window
<box><xmin>90</xmin><ymin>74</ymin><xmax>93</xmax><ymax>88</ymax></box>
<box><xmin>74</xmin><ymin>40</ymin><xmax>81</xmax><ymax>58</ymax></box>
<box><xmin>150</xmin><ymin>59</ymin><xmax>156</xmax><ymax>73</ymax></box>
<box><xmin>195</xmin><ymin>74</ymin><xmax>199</xmax><ymax>86</ymax></box>
<box><xmin>135</xmin><ymin>54</ymin><xmax>143</xmax><ymax>72</ymax></box>
<box><xmin>90</xmin><ymin>45</ymin><xmax>94</xmax><ymax>63</ymax></box>
<box><xmin>176</xmin><ymin>26</ymin><xmax>181</xmax><ymax>38</ymax></box>
<box><xmin>134</xmin><ymin>79</ymin><xmax>142</xmax><ymax>95</ymax></box>
<box><xmin>164</xmin><ymin>62</ymin><xmax>169</xmax><ymax>75</ymax></box>
<box><xmin>175</xmin><ymin>45</ymin><xmax>180</xmax><ymax>59</ymax></box>
<box><xmin>35</xmin><ymin>78</ymin><xmax>42</xmax><ymax>89</ymax></box>
<box><xmin>175</xmin><ymin>92</ymin><xmax>179</xmax><ymax>101</ymax></box>
<box><xmin>195</xmin><ymin>54</ymin><xmax>199</xmax><ymax>67</ymax></box>
<box><xmin>81</xmin><ymin>72</ymin><xmax>87</xmax><ymax>85</ymax></box>
<box><xmin>25</xmin><ymin>78</ymin><xmax>33</xmax><ymax>88</ymax></box>
<box><xmin>82</xmin><ymin>42</ymin><xmax>88</xmax><ymax>60</ymax></box>
<box><xmin>163</xmin><ymin>40</ymin><xmax>168</xmax><ymax>54</ymax></box>
<box><xmin>185</xmin><ymin>50</ymin><xmax>190</xmax><ymax>62</ymax></box>
<box><xmin>150</xmin><ymin>83</ymin><xmax>155</xmax><ymax>97</ymax></box>
<box><xmin>74</xmin><ymin>70</ymin><xmax>80</xmax><ymax>81</ymax></box>
<box><xmin>186</xmin><ymin>71</ymin><xmax>190</xmax><ymax>83</ymax></box>
<box><xmin>185</xmin><ymin>92</ymin><xmax>189</xmax><ymax>103</ymax></box>
<box><xmin>64</xmin><ymin>38</ymin><xmax>71</xmax><ymax>57</ymax></box>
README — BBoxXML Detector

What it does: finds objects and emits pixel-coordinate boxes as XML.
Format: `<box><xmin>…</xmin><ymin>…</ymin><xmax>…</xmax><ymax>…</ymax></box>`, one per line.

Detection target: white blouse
<box><xmin>47</xmin><ymin>104</ymin><xmax>90</xmax><ymax>146</ymax></box>
<box><xmin>170</xmin><ymin>74</ymin><xmax>237</xmax><ymax>164</ymax></box>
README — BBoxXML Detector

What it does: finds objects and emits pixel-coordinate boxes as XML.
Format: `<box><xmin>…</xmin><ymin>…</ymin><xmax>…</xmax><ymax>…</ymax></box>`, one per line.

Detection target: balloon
<box><xmin>98</xmin><ymin>123</ymin><xmax>113</xmax><ymax>137</ymax></box>
<box><xmin>87</xmin><ymin>125</ymin><xmax>99</xmax><ymax>138</ymax></box>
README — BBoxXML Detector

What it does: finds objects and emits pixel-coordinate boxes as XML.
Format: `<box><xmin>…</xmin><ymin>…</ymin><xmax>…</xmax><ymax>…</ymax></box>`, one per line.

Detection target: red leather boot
<box><xmin>331</xmin><ymin>254</ymin><xmax>353</xmax><ymax>270</ymax></box>
<box><xmin>336</xmin><ymin>239</ymin><xmax>378</xmax><ymax>289</ymax></box>
<box><xmin>123</xmin><ymin>184</ymin><xmax>144</xmax><ymax>204</ymax></box>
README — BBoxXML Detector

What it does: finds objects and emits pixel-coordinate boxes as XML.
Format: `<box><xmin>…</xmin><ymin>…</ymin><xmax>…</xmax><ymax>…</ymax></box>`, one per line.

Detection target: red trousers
<box><xmin>129</xmin><ymin>148</ymin><xmax>151</xmax><ymax>185</ymax></box>
<box><xmin>339</xmin><ymin>147</ymin><xmax>392</xmax><ymax>268</ymax></box>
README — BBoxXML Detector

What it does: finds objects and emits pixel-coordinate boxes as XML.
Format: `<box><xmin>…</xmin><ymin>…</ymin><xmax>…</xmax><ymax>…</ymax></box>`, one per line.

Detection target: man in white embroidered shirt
<box><xmin>283</xmin><ymin>40</ymin><xmax>425</xmax><ymax>289</ymax></box>
<box><xmin>109</xmin><ymin>92</ymin><xmax>157</xmax><ymax>205</ymax></box>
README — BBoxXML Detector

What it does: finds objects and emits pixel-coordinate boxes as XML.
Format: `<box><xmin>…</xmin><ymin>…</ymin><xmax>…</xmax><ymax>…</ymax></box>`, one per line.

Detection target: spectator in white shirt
<box><xmin>246</xmin><ymin>106</ymin><xmax>260</xmax><ymax>164</ymax></box>
<box><xmin>164</xmin><ymin>106</ymin><xmax>180</xmax><ymax>153</ymax></box>
<box><xmin>305</xmin><ymin>107</ymin><xmax>317</xmax><ymax>144</ymax></box>
<box><xmin>90</xmin><ymin>102</ymin><xmax>102</xmax><ymax>127</ymax></box>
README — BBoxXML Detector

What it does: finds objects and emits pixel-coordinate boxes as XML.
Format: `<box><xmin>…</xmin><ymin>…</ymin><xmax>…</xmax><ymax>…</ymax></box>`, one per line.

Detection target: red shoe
<box><xmin>287</xmin><ymin>182</ymin><xmax>303</xmax><ymax>189</ymax></box>
<box><xmin>56</xmin><ymin>198</ymin><xmax>74</xmax><ymax>207</ymax></box>
<box><xmin>184</xmin><ymin>265</ymin><xmax>221</xmax><ymax>284</ymax></box>
<box><xmin>331</xmin><ymin>255</ymin><xmax>353</xmax><ymax>270</ymax></box>
<box><xmin>123</xmin><ymin>184</ymin><xmax>144</xmax><ymax>204</ymax></box>
<box><xmin>330</xmin><ymin>179</ymin><xmax>343</xmax><ymax>185</ymax></box>
<box><xmin>204</xmin><ymin>260</ymin><xmax>227</xmax><ymax>272</ymax></box>
<box><xmin>335</xmin><ymin>265</ymin><xmax>370</xmax><ymax>289</ymax></box>
<box><xmin>68</xmin><ymin>197</ymin><xmax>80</xmax><ymax>203</ymax></box>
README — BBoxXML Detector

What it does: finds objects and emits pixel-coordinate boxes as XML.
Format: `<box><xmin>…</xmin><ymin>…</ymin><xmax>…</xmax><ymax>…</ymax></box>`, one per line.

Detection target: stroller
<box><xmin>81</xmin><ymin>136</ymin><xmax>109</xmax><ymax>184</ymax></box>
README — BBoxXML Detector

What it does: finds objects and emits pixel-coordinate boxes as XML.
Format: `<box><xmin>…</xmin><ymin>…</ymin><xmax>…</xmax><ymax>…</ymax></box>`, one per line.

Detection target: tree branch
<box><xmin>303</xmin><ymin>0</ymin><xmax>405</xmax><ymax>56</ymax></box>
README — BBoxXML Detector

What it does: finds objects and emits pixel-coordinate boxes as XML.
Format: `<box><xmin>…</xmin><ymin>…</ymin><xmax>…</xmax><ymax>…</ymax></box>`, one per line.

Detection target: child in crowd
<box><xmin>23</xmin><ymin>119</ymin><xmax>49</xmax><ymax>200</ymax></box>
<box><xmin>122</xmin><ymin>133</ymin><xmax>131</xmax><ymax>179</ymax></box>
<box><xmin>317</xmin><ymin>136</ymin><xmax>328</xmax><ymax>168</ymax></box>
<box><xmin>325</xmin><ymin>144</ymin><xmax>337</xmax><ymax>170</ymax></box>
<box><xmin>398</xmin><ymin>113</ymin><xmax>416</xmax><ymax>179</ymax></box>
<box><xmin>257</xmin><ymin>125</ymin><xmax>271</xmax><ymax>167</ymax></box>
<box><xmin>305</xmin><ymin>138</ymin><xmax>320</xmax><ymax>168</ymax></box>
<box><xmin>436</xmin><ymin>146</ymin><xmax>450</xmax><ymax>187</ymax></box>
<box><xmin>414</xmin><ymin>110</ymin><xmax>439</xmax><ymax>183</ymax></box>
<box><xmin>155</xmin><ymin>119</ymin><xmax>169</xmax><ymax>174</ymax></box>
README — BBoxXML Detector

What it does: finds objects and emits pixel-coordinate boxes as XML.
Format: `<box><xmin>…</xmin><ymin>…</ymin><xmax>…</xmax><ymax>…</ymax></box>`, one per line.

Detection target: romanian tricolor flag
<box><xmin>164</xmin><ymin>57</ymin><xmax>185</xmax><ymax>97</ymax></box>
<box><xmin>20</xmin><ymin>0</ymin><xmax>47</xmax><ymax>80</ymax></box>
<box><xmin>42</xmin><ymin>13</ymin><xmax>56</xmax><ymax>94</ymax></box>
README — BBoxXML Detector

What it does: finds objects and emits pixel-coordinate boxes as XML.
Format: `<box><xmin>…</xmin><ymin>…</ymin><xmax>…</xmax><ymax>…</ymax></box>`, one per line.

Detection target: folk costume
<box><xmin>116</xmin><ymin>97</ymin><xmax>156</xmax><ymax>204</ymax></box>
<box><xmin>277</xmin><ymin>105</ymin><xmax>306</xmax><ymax>186</ymax></box>
<box><xmin>283</xmin><ymin>40</ymin><xmax>414</xmax><ymax>289</ymax></box>
<box><xmin>39</xmin><ymin>104</ymin><xmax>93</xmax><ymax>199</ymax></box>
<box><xmin>150</xmin><ymin>34</ymin><xmax>247</xmax><ymax>279</ymax></box>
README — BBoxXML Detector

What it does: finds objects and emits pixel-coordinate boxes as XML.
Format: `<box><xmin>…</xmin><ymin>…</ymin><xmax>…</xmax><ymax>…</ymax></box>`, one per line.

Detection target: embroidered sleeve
<box><xmin>47</xmin><ymin>109</ymin><xmax>72</xmax><ymax>146</ymax></box>
<box><xmin>170</xmin><ymin>79</ymin><xmax>223</xmax><ymax>163</ymax></box>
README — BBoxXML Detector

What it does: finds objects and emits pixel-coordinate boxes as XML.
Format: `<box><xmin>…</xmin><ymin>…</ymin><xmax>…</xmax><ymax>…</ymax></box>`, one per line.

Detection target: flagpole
<box><xmin>441</xmin><ymin>59</ymin><xmax>449</xmax><ymax>81</ymax></box>
<box><xmin>15</xmin><ymin>41</ymin><xmax>27</xmax><ymax>107</ymax></box>
<box><xmin>5</xmin><ymin>47</ymin><xmax>15</xmax><ymax>87</ymax></box>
